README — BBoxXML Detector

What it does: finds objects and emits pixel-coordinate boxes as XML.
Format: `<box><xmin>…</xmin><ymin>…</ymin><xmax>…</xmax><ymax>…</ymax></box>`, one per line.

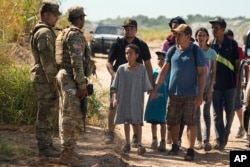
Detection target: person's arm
<box><xmin>144</xmin><ymin>59</ymin><xmax>153</xmax><ymax>85</ymax></box>
<box><xmin>106</xmin><ymin>60</ymin><xmax>116</xmax><ymax>79</ymax></box>
<box><xmin>206</xmin><ymin>59</ymin><xmax>216</xmax><ymax>102</ymax></box>
<box><xmin>150</xmin><ymin>62</ymin><xmax>170</xmax><ymax>100</ymax></box>
<box><xmin>113</xmin><ymin>91</ymin><xmax>117</xmax><ymax>108</ymax></box>
<box><xmin>196</xmin><ymin>66</ymin><xmax>205</xmax><ymax>107</ymax></box>
<box><xmin>68</xmin><ymin>32</ymin><xmax>88</xmax><ymax>98</ymax></box>
<box><xmin>244</xmin><ymin>64</ymin><xmax>249</xmax><ymax>89</ymax></box>
<box><xmin>234</xmin><ymin>42</ymin><xmax>241</xmax><ymax>77</ymax></box>
<box><xmin>38</xmin><ymin>29</ymin><xmax>58</xmax><ymax>84</ymax></box>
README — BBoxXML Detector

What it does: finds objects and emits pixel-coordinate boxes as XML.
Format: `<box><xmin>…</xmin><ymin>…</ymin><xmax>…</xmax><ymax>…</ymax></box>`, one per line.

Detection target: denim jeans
<box><xmin>196</xmin><ymin>100</ymin><xmax>212</xmax><ymax>143</ymax></box>
<box><xmin>212</xmin><ymin>88</ymin><xmax>236</xmax><ymax>145</ymax></box>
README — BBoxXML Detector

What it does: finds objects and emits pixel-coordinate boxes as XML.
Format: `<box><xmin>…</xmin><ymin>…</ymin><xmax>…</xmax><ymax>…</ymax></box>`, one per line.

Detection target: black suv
<box><xmin>89</xmin><ymin>24</ymin><xmax>124</xmax><ymax>57</ymax></box>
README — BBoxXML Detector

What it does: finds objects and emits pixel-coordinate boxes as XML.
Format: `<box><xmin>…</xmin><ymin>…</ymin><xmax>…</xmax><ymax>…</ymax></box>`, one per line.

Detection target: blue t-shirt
<box><xmin>211</xmin><ymin>36</ymin><xmax>239</xmax><ymax>90</ymax></box>
<box><xmin>166</xmin><ymin>42</ymin><xmax>205</xmax><ymax>96</ymax></box>
<box><xmin>144</xmin><ymin>69</ymin><xmax>170</xmax><ymax>124</ymax></box>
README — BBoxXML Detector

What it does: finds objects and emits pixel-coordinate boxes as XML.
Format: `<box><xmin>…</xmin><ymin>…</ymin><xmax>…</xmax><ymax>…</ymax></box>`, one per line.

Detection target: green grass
<box><xmin>0</xmin><ymin>64</ymin><xmax>37</xmax><ymax>125</ymax></box>
<box><xmin>0</xmin><ymin>139</ymin><xmax>36</xmax><ymax>156</ymax></box>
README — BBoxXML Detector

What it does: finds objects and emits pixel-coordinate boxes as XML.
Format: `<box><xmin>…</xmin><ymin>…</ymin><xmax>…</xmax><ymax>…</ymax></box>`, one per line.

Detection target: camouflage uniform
<box><xmin>55</xmin><ymin>6</ymin><xmax>93</xmax><ymax>154</ymax></box>
<box><xmin>30</xmin><ymin>0</ymin><xmax>61</xmax><ymax>156</ymax></box>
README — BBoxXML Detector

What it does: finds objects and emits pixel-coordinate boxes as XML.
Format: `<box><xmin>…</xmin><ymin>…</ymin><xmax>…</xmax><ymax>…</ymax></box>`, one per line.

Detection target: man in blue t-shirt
<box><xmin>209</xmin><ymin>17</ymin><xmax>240</xmax><ymax>150</ymax></box>
<box><xmin>150</xmin><ymin>24</ymin><xmax>205</xmax><ymax>161</ymax></box>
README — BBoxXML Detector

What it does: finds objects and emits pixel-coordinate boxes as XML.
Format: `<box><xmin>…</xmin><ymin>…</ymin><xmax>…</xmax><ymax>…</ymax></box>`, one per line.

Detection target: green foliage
<box><xmin>0</xmin><ymin>0</ymin><xmax>42</xmax><ymax>43</ymax></box>
<box><xmin>86</xmin><ymin>89</ymin><xmax>108</xmax><ymax>128</ymax></box>
<box><xmin>0</xmin><ymin>139</ymin><xmax>35</xmax><ymax>156</ymax></box>
<box><xmin>0</xmin><ymin>64</ymin><xmax>37</xmax><ymax>125</ymax></box>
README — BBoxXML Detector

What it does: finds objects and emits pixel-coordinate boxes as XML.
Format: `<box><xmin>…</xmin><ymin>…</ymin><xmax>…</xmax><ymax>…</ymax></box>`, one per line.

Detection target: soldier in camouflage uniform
<box><xmin>55</xmin><ymin>6</ymin><xmax>94</xmax><ymax>166</ymax></box>
<box><xmin>30</xmin><ymin>0</ymin><xmax>61</xmax><ymax>157</ymax></box>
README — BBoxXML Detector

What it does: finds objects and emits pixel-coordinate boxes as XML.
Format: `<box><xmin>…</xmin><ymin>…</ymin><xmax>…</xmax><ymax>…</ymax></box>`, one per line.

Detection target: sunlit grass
<box><xmin>138</xmin><ymin>29</ymin><xmax>171</xmax><ymax>42</ymax></box>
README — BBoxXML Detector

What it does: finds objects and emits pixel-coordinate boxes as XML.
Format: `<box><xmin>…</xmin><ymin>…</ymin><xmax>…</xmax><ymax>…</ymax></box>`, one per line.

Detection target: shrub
<box><xmin>86</xmin><ymin>89</ymin><xmax>108</xmax><ymax>128</ymax></box>
<box><xmin>0</xmin><ymin>64</ymin><xmax>37</xmax><ymax>125</ymax></box>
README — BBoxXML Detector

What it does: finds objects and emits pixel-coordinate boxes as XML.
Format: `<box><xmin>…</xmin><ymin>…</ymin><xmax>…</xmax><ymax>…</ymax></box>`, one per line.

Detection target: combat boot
<box><xmin>38</xmin><ymin>147</ymin><xmax>60</xmax><ymax>157</ymax></box>
<box><xmin>59</xmin><ymin>146</ymin><xmax>82</xmax><ymax>166</ymax></box>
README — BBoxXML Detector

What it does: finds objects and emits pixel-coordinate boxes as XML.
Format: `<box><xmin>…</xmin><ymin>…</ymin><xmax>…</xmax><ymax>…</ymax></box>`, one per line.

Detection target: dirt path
<box><xmin>0</xmin><ymin>41</ymin><xmax>249</xmax><ymax>167</ymax></box>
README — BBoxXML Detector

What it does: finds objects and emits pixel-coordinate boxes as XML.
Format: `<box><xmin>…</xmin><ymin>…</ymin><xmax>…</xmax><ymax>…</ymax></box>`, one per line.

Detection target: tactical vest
<box><xmin>56</xmin><ymin>27</ymin><xmax>95</xmax><ymax>77</ymax></box>
<box><xmin>55</xmin><ymin>27</ymin><xmax>74</xmax><ymax>68</ymax></box>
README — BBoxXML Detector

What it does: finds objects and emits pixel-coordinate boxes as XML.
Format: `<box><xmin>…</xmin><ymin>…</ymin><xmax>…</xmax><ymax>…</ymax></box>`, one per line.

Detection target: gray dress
<box><xmin>111</xmin><ymin>63</ymin><xmax>152</xmax><ymax>124</ymax></box>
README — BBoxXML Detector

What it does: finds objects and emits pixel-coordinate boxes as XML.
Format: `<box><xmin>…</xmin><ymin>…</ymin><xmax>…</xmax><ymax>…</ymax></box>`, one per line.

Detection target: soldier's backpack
<box><xmin>56</xmin><ymin>27</ymin><xmax>96</xmax><ymax>77</ymax></box>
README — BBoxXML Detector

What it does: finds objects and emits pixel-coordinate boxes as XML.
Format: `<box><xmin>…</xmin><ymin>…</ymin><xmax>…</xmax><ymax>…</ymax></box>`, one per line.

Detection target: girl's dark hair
<box><xmin>126</xmin><ymin>44</ymin><xmax>140</xmax><ymax>54</ymax></box>
<box><xmin>224</xmin><ymin>29</ymin><xmax>234</xmax><ymax>38</ymax></box>
<box><xmin>195</xmin><ymin>27</ymin><xmax>210</xmax><ymax>44</ymax></box>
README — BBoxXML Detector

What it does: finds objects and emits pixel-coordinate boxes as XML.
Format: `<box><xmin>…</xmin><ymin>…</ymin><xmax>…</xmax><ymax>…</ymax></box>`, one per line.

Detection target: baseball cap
<box><xmin>40</xmin><ymin>0</ymin><xmax>61</xmax><ymax>16</ymax></box>
<box><xmin>168</xmin><ymin>16</ymin><xmax>186</xmax><ymax>28</ymax></box>
<box><xmin>172</xmin><ymin>24</ymin><xmax>192</xmax><ymax>35</ymax></box>
<box><xmin>155</xmin><ymin>51</ymin><xmax>166</xmax><ymax>57</ymax></box>
<box><xmin>122</xmin><ymin>19</ymin><xmax>137</xmax><ymax>28</ymax></box>
<box><xmin>209</xmin><ymin>17</ymin><xmax>227</xmax><ymax>28</ymax></box>
<box><xmin>67</xmin><ymin>6</ymin><xmax>86</xmax><ymax>20</ymax></box>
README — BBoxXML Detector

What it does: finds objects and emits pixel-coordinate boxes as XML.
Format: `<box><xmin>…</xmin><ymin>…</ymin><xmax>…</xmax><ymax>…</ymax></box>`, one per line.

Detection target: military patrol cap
<box><xmin>40</xmin><ymin>0</ymin><xmax>61</xmax><ymax>16</ymax></box>
<box><xmin>67</xmin><ymin>6</ymin><xmax>86</xmax><ymax>20</ymax></box>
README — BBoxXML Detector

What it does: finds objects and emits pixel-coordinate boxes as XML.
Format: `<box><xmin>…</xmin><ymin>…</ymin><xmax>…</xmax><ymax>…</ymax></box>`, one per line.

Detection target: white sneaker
<box><xmin>194</xmin><ymin>140</ymin><xmax>203</xmax><ymax>150</ymax></box>
<box><xmin>235</xmin><ymin>126</ymin><xmax>245</xmax><ymax>138</ymax></box>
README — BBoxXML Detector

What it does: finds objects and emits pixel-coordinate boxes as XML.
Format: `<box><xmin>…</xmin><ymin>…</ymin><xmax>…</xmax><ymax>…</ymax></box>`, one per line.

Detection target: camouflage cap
<box><xmin>67</xmin><ymin>6</ymin><xmax>86</xmax><ymax>20</ymax></box>
<box><xmin>40</xmin><ymin>0</ymin><xmax>61</xmax><ymax>16</ymax></box>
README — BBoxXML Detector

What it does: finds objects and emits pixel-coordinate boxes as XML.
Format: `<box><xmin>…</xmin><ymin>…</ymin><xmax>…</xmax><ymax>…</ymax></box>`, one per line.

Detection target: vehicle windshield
<box><xmin>95</xmin><ymin>26</ymin><xmax>123</xmax><ymax>36</ymax></box>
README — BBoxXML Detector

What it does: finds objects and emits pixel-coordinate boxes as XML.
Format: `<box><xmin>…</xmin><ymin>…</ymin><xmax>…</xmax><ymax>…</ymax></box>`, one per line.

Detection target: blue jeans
<box><xmin>196</xmin><ymin>100</ymin><xmax>212</xmax><ymax>143</ymax></box>
<box><xmin>212</xmin><ymin>88</ymin><xmax>236</xmax><ymax>145</ymax></box>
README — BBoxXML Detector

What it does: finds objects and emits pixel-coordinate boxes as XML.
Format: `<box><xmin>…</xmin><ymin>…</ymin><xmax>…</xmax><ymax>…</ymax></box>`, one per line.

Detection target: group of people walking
<box><xmin>30</xmin><ymin>0</ymin><xmax>248</xmax><ymax>166</ymax></box>
<box><xmin>105</xmin><ymin>16</ymin><xmax>248</xmax><ymax>162</ymax></box>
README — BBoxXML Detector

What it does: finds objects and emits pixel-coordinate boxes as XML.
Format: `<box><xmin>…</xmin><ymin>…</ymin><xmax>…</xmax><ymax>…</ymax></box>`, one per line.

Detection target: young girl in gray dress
<box><xmin>111</xmin><ymin>44</ymin><xmax>152</xmax><ymax>155</ymax></box>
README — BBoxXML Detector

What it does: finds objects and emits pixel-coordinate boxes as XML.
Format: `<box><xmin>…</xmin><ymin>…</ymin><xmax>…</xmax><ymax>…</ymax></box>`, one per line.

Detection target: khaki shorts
<box><xmin>167</xmin><ymin>95</ymin><xmax>197</xmax><ymax>126</ymax></box>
